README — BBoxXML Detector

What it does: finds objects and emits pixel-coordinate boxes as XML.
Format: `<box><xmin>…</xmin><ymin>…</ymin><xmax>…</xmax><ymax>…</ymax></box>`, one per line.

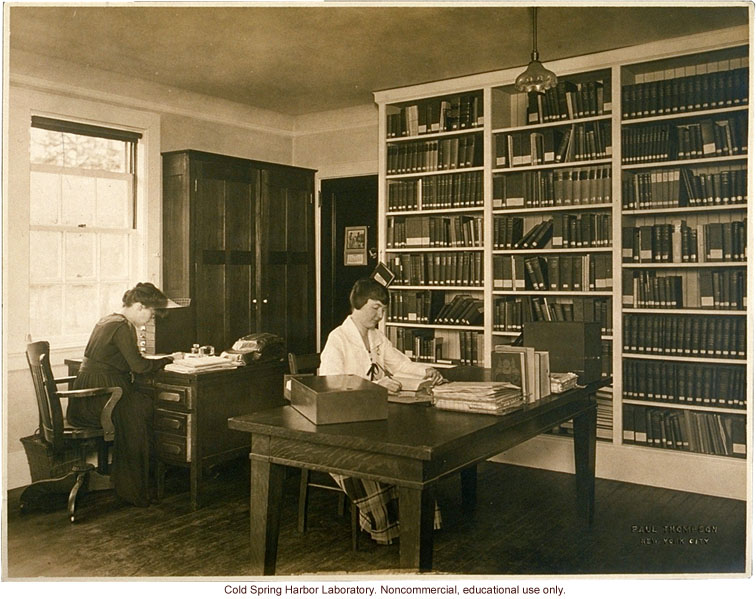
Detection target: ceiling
<box><xmin>7</xmin><ymin>3</ymin><xmax>749</xmax><ymax>116</ymax></box>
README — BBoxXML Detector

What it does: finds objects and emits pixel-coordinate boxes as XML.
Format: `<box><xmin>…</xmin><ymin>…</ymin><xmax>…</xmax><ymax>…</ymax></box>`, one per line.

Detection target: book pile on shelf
<box><xmin>621</xmin><ymin>269</ymin><xmax>746</xmax><ymax>310</ymax></box>
<box><xmin>494</xmin><ymin>297</ymin><xmax>611</xmax><ymax>335</ymax></box>
<box><xmin>491</xmin><ymin>345</ymin><xmax>550</xmax><ymax>404</ymax></box>
<box><xmin>387</xmin><ymin>214</ymin><xmax>482</xmax><ymax>248</ymax></box>
<box><xmin>622</xmin><ymin>406</ymin><xmax>745</xmax><ymax>458</ymax></box>
<box><xmin>621</xmin><ymin>220</ymin><xmax>747</xmax><ymax>264</ymax></box>
<box><xmin>432</xmin><ymin>294</ymin><xmax>483</xmax><ymax>326</ymax></box>
<box><xmin>620</xmin><ymin>115</ymin><xmax>746</xmax><ymax>164</ymax></box>
<box><xmin>526</xmin><ymin>78</ymin><xmax>610</xmax><ymax>124</ymax></box>
<box><xmin>386</xmin><ymin>133</ymin><xmax>482</xmax><ymax>174</ymax></box>
<box><xmin>622</xmin><ymin>67</ymin><xmax>748</xmax><ymax>119</ymax></box>
<box><xmin>432</xmin><ymin>381</ymin><xmax>523</xmax><ymax>415</ymax></box>
<box><xmin>621</xmin><ymin>165</ymin><xmax>747</xmax><ymax>209</ymax></box>
<box><xmin>495</xmin><ymin>121</ymin><xmax>611</xmax><ymax>168</ymax></box>
<box><xmin>388</xmin><ymin>252</ymin><xmax>482</xmax><ymax>286</ymax></box>
<box><xmin>623</xmin><ymin>360</ymin><xmax>745</xmax><ymax>409</ymax></box>
<box><xmin>494</xmin><ymin>254</ymin><xmax>613</xmax><ymax>292</ymax></box>
<box><xmin>386</xmin><ymin>93</ymin><xmax>483</xmax><ymax>138</ymax></box>
<box><xmin>622</xmin><ymin>314</ymin><xmax>745</xmax><ymax>358</ymax></box>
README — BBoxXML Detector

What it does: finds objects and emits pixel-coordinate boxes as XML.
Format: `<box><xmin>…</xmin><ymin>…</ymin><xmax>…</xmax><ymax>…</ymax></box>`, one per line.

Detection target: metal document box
<box><xmin>284</xmin><ymin>374</ymin><xmax>388</xmax><ymax>425</ymax></box>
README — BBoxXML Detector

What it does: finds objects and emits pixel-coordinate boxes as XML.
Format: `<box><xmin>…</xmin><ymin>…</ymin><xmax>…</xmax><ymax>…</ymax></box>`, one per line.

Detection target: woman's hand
<box><xmin>423</xmin><ymin>368</ymin><xmax>445</xmax><ymax>386</ymax></box>
<box><xmin>376</xmin><ymin>375</ymin><xmax>403</xmax><ymax>394</ymax></box>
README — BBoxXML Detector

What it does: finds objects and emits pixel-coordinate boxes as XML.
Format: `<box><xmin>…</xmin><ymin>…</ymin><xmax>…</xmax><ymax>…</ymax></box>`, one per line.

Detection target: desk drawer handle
<box><xmin>157</xmin><ymin>391</ymin><xmax>182</xmax><ymax>402</ymax></box>
<box><xmin>158</xmin><ymin>442</ymin><xmax>183</xmax><ymax>456</ymax></box>
<box><xmin>157</xmin><ymin>417</ymin><xmax>182</xmax><ymax>430</ymax></box>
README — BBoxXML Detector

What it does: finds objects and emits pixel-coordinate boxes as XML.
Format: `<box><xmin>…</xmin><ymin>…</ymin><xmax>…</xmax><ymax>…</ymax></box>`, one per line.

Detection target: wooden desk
<box><xmin>228</xmin><ymin>377</ymin><xmax>600</xmax><ymax>574</ymax></box>
<box><xmin>65</xmin><ymin>358</ymin><xmax>285</xmax><ymax>509</ymax></box>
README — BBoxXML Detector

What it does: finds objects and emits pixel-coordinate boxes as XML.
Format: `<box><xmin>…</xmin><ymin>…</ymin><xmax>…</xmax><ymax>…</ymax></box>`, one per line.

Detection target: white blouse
<box><xmin>319</xmin><ymin>316</ymin><xmax>429</xmax><ymax>381</ymax></box>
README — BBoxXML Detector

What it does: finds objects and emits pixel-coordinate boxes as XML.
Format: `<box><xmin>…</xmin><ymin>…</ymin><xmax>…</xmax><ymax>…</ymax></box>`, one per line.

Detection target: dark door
<box><xmin>320</xmin><ymin>175</ymin><xmax>378</xmax><ymax>348</ymax></box>
<box><xmin>258</xmin><ymin>165</ymin><xmax>316</xmax><ymax>355</ymax></box>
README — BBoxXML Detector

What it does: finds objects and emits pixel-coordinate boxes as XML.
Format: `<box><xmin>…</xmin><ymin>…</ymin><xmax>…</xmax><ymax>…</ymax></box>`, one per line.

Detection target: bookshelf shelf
<box><xmin>494</xmin><ymin>202</ymin><xmax>613</xmax><ymax>214</ymax></box>
<box><xmin>376</xmin><ymin>27</ymin><xmax>749</xmax><ymax>498</ymax></box>
<box><xmin>621</xmin><ymin>104</ymin><xmax>748</xmax><ymax>125</ymax></box>
<box><xmin>622</xmin><ymin>353</ymin><xmax>746</xmax><ymax>365</ymax></box>
<box><xmin>623</xmin><ymin>398</ymin><xmax>745</xmax><ymax>415</ymax></box>
<box><xmin>494</xmin><ymin>158</ymin><xmax>612</xmax><ymax>174</ymax></box>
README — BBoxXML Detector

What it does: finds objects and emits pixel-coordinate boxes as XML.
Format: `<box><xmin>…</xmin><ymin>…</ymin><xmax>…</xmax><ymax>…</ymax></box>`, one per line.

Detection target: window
<box><xmin>28</xmin><ymin>117</ymin><xmax>142</xmax><ymax>345</ymax></box>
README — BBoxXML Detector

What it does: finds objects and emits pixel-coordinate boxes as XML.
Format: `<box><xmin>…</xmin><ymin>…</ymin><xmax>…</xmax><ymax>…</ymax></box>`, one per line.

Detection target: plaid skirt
<box><xmin>330</xmin><ymin>474</ymin><xmax>442</xmax><ymax>545</ymax></box>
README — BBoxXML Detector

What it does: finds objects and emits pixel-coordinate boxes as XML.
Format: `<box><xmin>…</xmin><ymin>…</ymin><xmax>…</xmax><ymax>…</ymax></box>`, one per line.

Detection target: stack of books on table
<box><xmin>431</xmin><ymin>381</ymin><xmax>523</xmax><ymax>415</ymax></box>
<box><xmin>165</xmin><ymin>355</ymin><xmax>238</xmax><ymax>374</ymax></box>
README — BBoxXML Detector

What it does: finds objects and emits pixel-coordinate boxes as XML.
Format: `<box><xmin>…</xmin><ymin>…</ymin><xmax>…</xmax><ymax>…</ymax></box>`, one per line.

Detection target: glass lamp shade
<box><xmin>514</xmin><ymin>51</ymin><xmax>558</xmax><ymax>93</ymax></box>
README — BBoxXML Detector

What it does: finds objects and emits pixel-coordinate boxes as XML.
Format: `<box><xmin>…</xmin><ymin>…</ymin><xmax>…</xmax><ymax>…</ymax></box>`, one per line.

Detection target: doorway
<box><xmin>320</xmin><ymin>175</ymin><xmax>378</xmax><ymax>348</ymax></box>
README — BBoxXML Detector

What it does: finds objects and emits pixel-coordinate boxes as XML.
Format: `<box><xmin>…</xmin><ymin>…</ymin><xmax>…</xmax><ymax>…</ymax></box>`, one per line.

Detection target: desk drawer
<box><xmin>152</xmin><ymin>383</ymin><xmax>193</xmax><ymax>410</ymax></box>
<box><xmin>155</xmin><ymin>430</ymin><xmax>191</xmax><ymax>464</ymax></box>
<box><xmin>154</xmin><ymin>408</ymin><xmax>189</xmax><ymax>436</ymax></box>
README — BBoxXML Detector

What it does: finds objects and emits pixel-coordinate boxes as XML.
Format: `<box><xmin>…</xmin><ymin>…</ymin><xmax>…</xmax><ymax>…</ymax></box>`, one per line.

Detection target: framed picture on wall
<box><xmin>344</xmin><ymin>225</ymin><xmax>367</xmax><ymax>266</ymax></box>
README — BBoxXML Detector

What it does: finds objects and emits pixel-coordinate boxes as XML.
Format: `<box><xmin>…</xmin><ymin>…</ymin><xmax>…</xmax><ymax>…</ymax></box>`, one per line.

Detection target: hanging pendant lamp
<box><xmin>514</xmin><ymin>7</ymin><xmax>558</xmax><ymax>93</ymax></box>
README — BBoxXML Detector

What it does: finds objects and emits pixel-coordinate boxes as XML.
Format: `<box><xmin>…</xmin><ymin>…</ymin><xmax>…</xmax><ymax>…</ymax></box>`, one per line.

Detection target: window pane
<box><xmin>62</xmin><ymin>132</ymin><xmax>127</xmax><ymax>172</ymax></box>
<box><xmin>64</xmin><ymin>284</ymin><xmax>98</xmax><ymax>336</ymax></box>
<box><xmin>99</xmin><ymin>233</ymin><xmax>130</xmax><ymax>279</ymax></box>
<box><xmin>64</xmin><ymin>232</ymin><xmax>96</xmax><ymax>279</ymax></box>
<box><xmin>96</xmin><ymin>177</ymin><xmax>130</xmax><ymax>228</ymax></box>
<box><xmin>61</xmin><ymin>174</ymin><xmax>96</xmax><ymax>226</ymax></box>
<box><xmin>30</xmin><ymin>285</ymin><xmax>63</xmax><ymax>337</ymax></box>
<box><xmin>30</xmin><ymin>128</ymin><xmax>63</xmax><ymax>166</ymax></box>
<box><xmin>29</xmin><ymin>171</ymin><xmax>61</xmax><ymax>225</ymax></box>
<box><xmin>29</xmin><ymin>231</ymin><xmax>62</xmax><ymax>281</ymax></box>
<box><xmin>100</xmin><ymin>283</ymin><xmax>127</xmax><ymax>316</ymax></box>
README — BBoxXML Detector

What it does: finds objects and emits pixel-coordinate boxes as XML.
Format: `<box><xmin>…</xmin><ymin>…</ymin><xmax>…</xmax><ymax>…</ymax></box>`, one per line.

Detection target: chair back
<box><xmin>288</xmin><ymin>352</ymin><xmax>321</xmax><ymax>375</ymax></box>
<box><xmin>26</xmin><ymin>341</ymin><xmax>66</xmax><ymax>453</ymax></box>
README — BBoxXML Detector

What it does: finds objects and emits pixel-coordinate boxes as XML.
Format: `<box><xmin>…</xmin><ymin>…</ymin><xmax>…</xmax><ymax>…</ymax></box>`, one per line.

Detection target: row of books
<box><xmin>386</xmin><ymin>292</ymin><xmax>483</xmax><ymax>326</ymax></box>
<box><xmin>387</xmin><ymin>172</ymin><xmax>484</xmax><ymax>212</ymax></box>
<box><xmin>386</xmin><ymin>93</ymin><xmax>484</xmax><ymax>138</ymax></box>
<box><xmin>621</xmin><ymin>68</ymin><xmax>749</xmax><ymax>120</ymax></box>
<box><xmin>495</xmin><ymin>213</ymin><xmax>612</xmax><ymax>250</ymax></box>
<box><xmin>621</xmin><ymin>270</ymin><xmax>746</xmax><ymax>310</ymax></box>
<box><xmin>621</xmin><ymin>114</ymin><xmax>747</xmax><ymax>164</ymax></box>
<box><xmin>493</xmin><ymin>217</ymin><xmax>551</xmax><ymax>250</ymax></box>
<box><xmin>623</xmin><ymin>361</ymin><xmax>746</xmax><ymax>410</ymax></box>
<box><xmin>387</xmin><ymin>327</ymin><xmax>484</xmax><ymax>366</ymax></box>
<box><xmin>622</xmin><ymin>406</ymin><xmax>746</xmax><ymax>458</ymax></box>
<box><xmin>493</xmin><ymin>296</ymin><xmax>612</xmax><ymax>335</ymax></box>
<box><xmin>621</xmin><ymin>220</ymin><xmax>747</xmax><ymax>264</ymax></box>
<box><xmin>526</xmin><ymin>79</ymin><xmax>609</xmax><ymax>124</ymax></box>
<box><xmin>622</xmin><ymin>314</ymin><xmax>745</xmax><ymax>358</ymax></box>
<box><xmin>492</xmin><ymin>345</ymin><xmax>551</xmax><ymax>403</ymax></box>
<box><xmin>386</xmin><ymin>134</ymin><xmax>482</xmax><ymax>174</ymax></box>
<box><xmin>493</xmin><ymin>166</ymin><xmax>612</xmax><ymax>209</ymax></box>
<box><xmin>494</xmin><ymin>254</ymin><xmax>613</xmax><ymax>292</ymax></box>
<box><xmin>495</xmin><ymin>121</ymin><xmax>612</xmax><ymax>168</ymax></box>
<box><xmin>386</xmin><ymin>214</ymin><xmax>482</xmax><ymax>248</ymax></box>
<box><xmin>388</xmin><ymin>252</ymin><xmax>482</xmax><ymax>287</ymax></box>
<box><xmin>621</xmin><ymin>166</ymin><xmax>748</xmax><ymax>209</ymax></box>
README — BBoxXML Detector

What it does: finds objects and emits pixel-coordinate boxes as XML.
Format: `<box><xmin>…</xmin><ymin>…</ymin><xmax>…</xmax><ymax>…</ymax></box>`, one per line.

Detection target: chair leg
<box><xmin>297</xmin><ymin>469</ymin><xmax>311</xmax><ymax>533</ymax></box>
<box><xmin>19</xmin><ymin>471</ymin><xmax>79</xmax><ymax>513</ymax></box>
<box><xmin>67</xmin><ymin>465</ymin><xmax>93</xmax><ymax>523</ymax></box>
<box><xmin>350</xmin><ymin>502</ymin><xmax>359</xmax><ymax>552</ymax></box>
<box><xmin>337</xmin><ymin>490</ymin><xmax>346</xmax><ymax>516</ymax></box>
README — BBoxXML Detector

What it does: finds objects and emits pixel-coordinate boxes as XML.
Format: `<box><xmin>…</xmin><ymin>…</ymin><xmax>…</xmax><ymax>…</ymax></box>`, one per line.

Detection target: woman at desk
<box><xmin>319</xmin><ymin>277</ymin><xmax>444</xmax><ymax>544</ymax></box>
<box><xmin>67</xmin><ymin>282</ymin><xmax>180</xmax><ymax>507</ymax></box>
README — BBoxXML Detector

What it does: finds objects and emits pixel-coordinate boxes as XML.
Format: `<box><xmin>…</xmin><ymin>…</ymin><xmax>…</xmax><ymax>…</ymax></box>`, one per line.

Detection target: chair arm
<box><xmin>54</xmin><ymin>375</ymin><xmax>77</xmax><ymax>385</ymax></box>
<box><xmin>58</xmin><ymin>386</ymin><xmax>123</xmax><ymax>441</ymax></box>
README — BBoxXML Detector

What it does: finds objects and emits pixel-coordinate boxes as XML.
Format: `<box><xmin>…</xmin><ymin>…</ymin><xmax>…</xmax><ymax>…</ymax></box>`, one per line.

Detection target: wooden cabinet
<box><xmin>162</xmin><ymin>150</ymin><xmax>316</xmax><ymax>354</ymax></box>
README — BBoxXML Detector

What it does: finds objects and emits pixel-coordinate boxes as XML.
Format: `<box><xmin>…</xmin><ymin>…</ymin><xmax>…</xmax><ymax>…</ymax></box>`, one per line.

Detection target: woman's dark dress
<box><xmin>67</xmin><ymin>314</ymin><xmax>171</xmax><ymax>507</ymax></box>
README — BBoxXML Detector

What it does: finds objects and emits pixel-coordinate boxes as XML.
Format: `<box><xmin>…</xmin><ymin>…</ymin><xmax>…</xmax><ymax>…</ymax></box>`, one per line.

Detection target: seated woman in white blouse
<box><xmin>319</xmin><ymin>277</ymin><xmax>444</xmax><ymax>544</ymax></box>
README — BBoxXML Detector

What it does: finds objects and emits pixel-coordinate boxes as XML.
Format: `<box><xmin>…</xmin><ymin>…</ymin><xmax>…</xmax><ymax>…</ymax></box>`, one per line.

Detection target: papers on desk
<box><xmin>431</xmin><ymin>381</ymin><xmax>523</xmax><ymax>415</ymax></box>
<box><xmin>165</xmin><ymin>355</ymin><xmax>238</xmax><ymax>374</ymax></box>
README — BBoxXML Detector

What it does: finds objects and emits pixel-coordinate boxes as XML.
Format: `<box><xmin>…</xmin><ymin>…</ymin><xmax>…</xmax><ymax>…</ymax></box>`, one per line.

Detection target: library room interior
<box><xmin>2</xmin><ymin>2</ymin><xmax>752</xmax><ymax>581</ymax></box>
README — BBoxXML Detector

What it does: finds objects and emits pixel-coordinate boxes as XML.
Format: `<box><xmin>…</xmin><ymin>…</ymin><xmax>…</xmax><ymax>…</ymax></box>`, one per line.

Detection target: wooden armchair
<box><xmin>288</xmin><ymin>352</ymin><xmax>359</xmax><ymax>550</ymax></box>
<box><xmin>21</xmin><ymin>341</ymin><xmax>122</xmax><ymax>522</ymax></box>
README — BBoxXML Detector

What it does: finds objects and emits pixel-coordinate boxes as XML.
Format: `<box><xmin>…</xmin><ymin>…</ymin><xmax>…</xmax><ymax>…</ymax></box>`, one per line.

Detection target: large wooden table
<box><xmin>228</xmin><ymin>373</ymin><xmax>600</xmax><ymax>574</ymax></box>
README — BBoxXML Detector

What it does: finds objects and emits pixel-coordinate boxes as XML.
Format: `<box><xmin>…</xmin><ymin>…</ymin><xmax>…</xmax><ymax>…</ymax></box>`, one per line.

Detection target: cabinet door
<box><xmin>258</xmin><ymin>165</ymin><xmax>315</xmax><ymax>355</ymax></box>
<box><xmin>193</xmin><ymin>158</ymin><xmax>256</xmax><ymax>351</ymax></box>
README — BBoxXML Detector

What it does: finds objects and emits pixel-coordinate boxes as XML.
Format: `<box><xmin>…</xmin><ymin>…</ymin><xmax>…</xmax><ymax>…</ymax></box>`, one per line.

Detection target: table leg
<box><xmin>398</xmin><ymin>485</ymin><xmax>435</xmax><ymax>571</ymax></box>
<box><xmin>460</xmin><ymin>465</ymin><xmax>477</xmax><ymax>511</ymax></box>
<box><xmin>190</xmin><ymin>460</ymin><xmax>202</xmax><ymax>510</ymax></box>
<box><xmin>249</xmin><ymin>456</ymin><xmax>286</xmax><ymax>575</ymax></box>
<box><xmin>572</xmin><ymin>404</ymin><xmax>597</xmax><ymax>526</ymax></box>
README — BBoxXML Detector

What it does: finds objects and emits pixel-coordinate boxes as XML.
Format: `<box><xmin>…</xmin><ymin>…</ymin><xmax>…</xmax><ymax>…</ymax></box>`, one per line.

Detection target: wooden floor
<box><xmin>5</xmin><ymin>459</ymin><xmax>746</xmax><ymax>578</ymax></box>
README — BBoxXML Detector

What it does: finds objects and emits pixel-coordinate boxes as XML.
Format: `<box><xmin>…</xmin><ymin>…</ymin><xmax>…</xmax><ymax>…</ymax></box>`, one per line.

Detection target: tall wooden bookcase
<box><xmin>374</xmin><ymin>25</ymin><xmax>749</xmax><ymax>499</ymax></box>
